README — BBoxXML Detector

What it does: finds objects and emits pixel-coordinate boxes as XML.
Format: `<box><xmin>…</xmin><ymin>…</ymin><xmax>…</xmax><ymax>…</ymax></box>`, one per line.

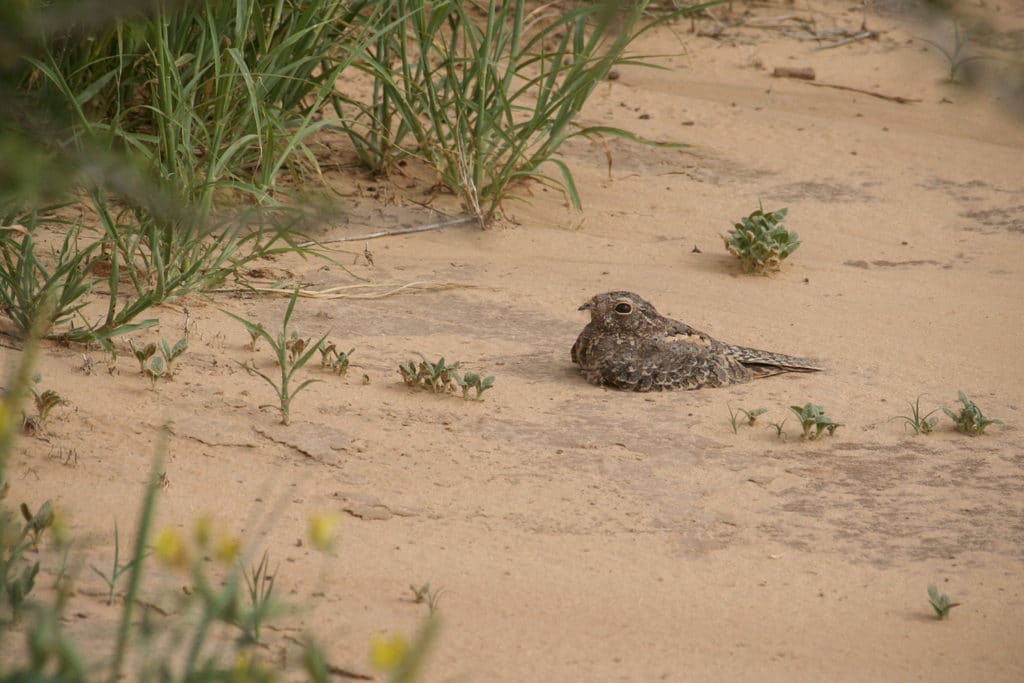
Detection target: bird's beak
<box><xmin>578</xmin><ymin>301</ymin><xmax>593</xmax><ymax>311</ymax></box>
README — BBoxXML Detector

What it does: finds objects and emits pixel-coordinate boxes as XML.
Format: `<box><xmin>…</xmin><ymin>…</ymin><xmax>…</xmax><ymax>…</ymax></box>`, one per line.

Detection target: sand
<box><xmin>4</xmin><ymin>1</ymin><xmax>1024</xmax><ymax>680</ymax></box>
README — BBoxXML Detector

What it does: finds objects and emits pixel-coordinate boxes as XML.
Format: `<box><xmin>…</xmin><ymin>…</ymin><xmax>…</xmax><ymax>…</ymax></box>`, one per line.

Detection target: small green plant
<box><xmin>918</xmin><ymin>21</ymin><xmax>991</xmax><ymax>83</ymax></box>
<box><xmin>891</xmin><ymin>395</ymin><xmax>939</xmax><ymax>435</ymax></box>
<box><xmin>90</xmin><ymin>523</ymin><xmax>147</xmax><ymax>606</ymax></box>
<box><xmin>244</xmin><ymin>324</ymin><xmax>265</xmax><ymax>352</ymax></box>
<box><xmin>723</xmin><ymin>206</ymin><xmax>799</xmax><ymax>274</ymax></box>
<box><xmin>454</xmin><ymin>371</ymin><xmax>496</xmax><ymax>400</ymax></box>
<box><xmin>128</xmin><ymin>338</ymin><xmax>157</xmax><ymax>374</ymax></box>
<box><xmin>400</xmin><ymin>354</ymin><xmax>495</xmax><ymax>400</ymax></box>
<box><xmin>399</xmin><ymin>355</ymin><xmax>461</xmax><ymax>394</ymax></box>
<box><xmin>944</xmin><ymin>391</ymin><xmax>1002</xmax><ymax>436</ymax></box>
<box><xmin>0</xmin><ymin>227</ymin><xmax>98</xmax><ymax>340</ymax></box>
<box><xmin>223</xmin><ymin>288</ymin><xmax>326</xmax><ymax>425</ymax></box>
<box><xmin>728</xmin><ymin>405</ymin><xmax>766</xmax><ymax>433</ymax></box>
<box><xmin>241</xmin><ymin>550</ymin><xmax>277</xmax><ymax>644</ymax></box>
<box><xmin>2</xmin><ymin>500</ymin><xmax>54</xmax><ymax>618</ymax></box>
<box><xmin>318</xmin><ymin>341</ymin><xmax>355</xmax><ymax>375</ymax></box>
<box><xmin>286</xmin><ymin>331</ymin><xmax>311</xmax><ymax>367</ymax></box>
<box><xmin>144</xmin><ymin>356</ymin><xmax>166</xmax><ymax>391</ymax></box>
<box><xmin>158</xmin><ymin>338</ymin><xmax>188</xmax><ymax>378</ymax></box>
<box><xmin>789</xmin><ymin>403</ymin><xmax>842</xmax><ymax>440</ymax></box>
<box><xmin>768</xmin><ymin>419</ymin><xmax>787</xmax><ymax>438</ymax></box>
<box><xmin>927</xmin><ymin>584</ymin><xmax>960</xmax><ymax>620</ymax></box>
<box><xmin>409</xmin><ymin>582</ymin><xmax>444</xmax><ymax>615</ymax></box>
<box><xmin>22</xmin><ymin>377</ymin><xmax>66</xmax><ymax>435</ymax></box>
<box><xmin>19</xmin><ymin>500</ymin><xmax>54</xmax><ymax>549</ymax></box>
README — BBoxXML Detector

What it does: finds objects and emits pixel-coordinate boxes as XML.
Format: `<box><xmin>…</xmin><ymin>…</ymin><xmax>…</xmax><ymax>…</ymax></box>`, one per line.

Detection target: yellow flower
<box><xmin>369</xmin><ymin>633</ymin><xmax>407</xmax><ymax>671</ymax></box>
<box><xmin>193</xmin><ymin>515</ymin><xmax>213</xmax><ymax>548</ymax></box>
<box><xmin>215</xmin><ymin>533</ymin><xmax>242</xmax><ymax>564</ymax></box>
<box><xmin>232</xmin><ymin>651</ymin><xmax>274</xmax><ymax>683</ymax></box>
<box><xmin>49</xmin><ymin>509</ymin><xmax>72</xmax><ymax>548</ymax></box>
<box><xmin>153</xmin><ymin>528</ymin><xmax>189</xmax><ymax>568</ymax></box>
<box><xmin>308</xmin><ymin>512</ymin><xmax>341</xmax><ymax>551</ymax></box>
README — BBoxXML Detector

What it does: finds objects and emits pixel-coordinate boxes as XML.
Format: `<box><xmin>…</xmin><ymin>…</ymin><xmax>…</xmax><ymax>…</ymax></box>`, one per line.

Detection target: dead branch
<box><xmin>802</xmin><ymin>80</ymin><xmax>921</xmax><ymax>104</ymax></box>
<box><xmin>212</xmin><ymin>281</ymin><xmax>473</xmax><ymax>300</ymax></box>
<box><xmin>298</xmin><ymin>216</ymin><xmax>475</xmax><ymax>248</ymax></box>
<box><xmin>815</xmin><ymin>30</ymin><xmax>876</xmax><ymax>50</ymax></box>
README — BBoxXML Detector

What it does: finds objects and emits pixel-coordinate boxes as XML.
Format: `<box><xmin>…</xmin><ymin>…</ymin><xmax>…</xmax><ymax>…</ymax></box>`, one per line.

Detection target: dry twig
<box><xmin>815</xmin><ymin>30</ymin><xmax>876</xmax><ymax>50</ymax></box>
<box><xmin>212</xmin><ymin>281</ymin><xmax>472</xmax><ymax>300</ymax></box>
<box><xmin>298</xmin><ymin>216</ymin><xmax>475</xmax><ymax>248</ymax></box>
<box><xmin>802</xmin><ymin>80</ymin><xmax>920</xmax><ymax>104</ymax></box>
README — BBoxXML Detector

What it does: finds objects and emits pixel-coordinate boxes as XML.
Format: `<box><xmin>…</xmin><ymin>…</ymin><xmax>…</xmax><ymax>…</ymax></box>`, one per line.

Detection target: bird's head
<box><xmin>578</xmin><ymin>291</ymin><xmax>664</xmax><ymax>335</ymax></box>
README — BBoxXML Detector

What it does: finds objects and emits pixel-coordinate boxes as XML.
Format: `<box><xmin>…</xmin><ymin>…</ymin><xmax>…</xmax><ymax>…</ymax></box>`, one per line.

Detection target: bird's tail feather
<box><xmin>726</xmin><ymin>344</ymin><xmax>823</xmax><ymax>375</ymax></box>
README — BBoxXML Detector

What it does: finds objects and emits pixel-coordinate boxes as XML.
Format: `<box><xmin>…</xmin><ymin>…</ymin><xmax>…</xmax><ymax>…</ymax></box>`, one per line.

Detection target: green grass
<box><xmin>0</xmin><ymin>218</ymin><xmax>97</xmax><ymax>339</ymax></box>
<box><xmin>727</xmin><ymin>405</ymin><xmax>767</xmax><ymax>433</ymax></box>
<box><xmin>332</xmin><ymin>0</ymin><xmax>713</xmax><ymax>226</ymax></box>
<box><xmin>224</xmin><ymin>288</ymin><xmax>326</xmax><ymax>425</ymax></box>
<box><xmin>891</xmin><ymin>395</ymin><xmax>939</xmax><ymax>435</ymax></box>
<box><xmin>409</xmin><ymin>582</ymin><xmax>444</xmax><ymax>615</ymax></box>
<box><xmin>241</xmin><ymin>550</ymin><xmax>278</xmax><ymax>644</ymax></box>
<box><xmin>89</xmin><ymin>523</ymin><xmax>146</xmax><ymax>606</ymax></box>
<box><xmin>2</xmin><ymin>0</ymin><xmax>375</xmax><ymax>347</ymax></box>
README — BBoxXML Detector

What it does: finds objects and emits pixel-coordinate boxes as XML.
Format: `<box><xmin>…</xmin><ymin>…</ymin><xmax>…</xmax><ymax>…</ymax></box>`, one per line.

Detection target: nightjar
<box><xmin>571</xmin><ymin>291</ymin><xmax>822</xmax><ymax>391</ymax></box>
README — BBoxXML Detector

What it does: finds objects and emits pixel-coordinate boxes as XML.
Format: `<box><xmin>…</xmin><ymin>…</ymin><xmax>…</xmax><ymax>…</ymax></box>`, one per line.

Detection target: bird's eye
<box><xmin>614</xmin><ymin>303</ymin><xmax>632</xmax><ymax>314</ymax></box>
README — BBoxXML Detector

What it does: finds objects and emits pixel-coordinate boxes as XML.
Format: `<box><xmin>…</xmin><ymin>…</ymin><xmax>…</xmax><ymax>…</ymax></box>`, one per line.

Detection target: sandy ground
<box><xmin>4</xmin><ymin>1</ymin><xmax>1024</xmax><ymax>680</ymax></box>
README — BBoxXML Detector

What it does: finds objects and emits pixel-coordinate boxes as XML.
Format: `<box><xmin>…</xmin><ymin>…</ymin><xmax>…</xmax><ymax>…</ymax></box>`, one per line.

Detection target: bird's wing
<box><xmin>597</xmin><ymin>337</ymin><xmax>747</xmax><ymax>391</ymax></box>
<box><xmin>662</xmin><ymin>319</ymin><xmax>727</xmax><ymax>352</ymax></box>
<box><xmin>665</xmin><ymin>318</ymin><xmax>822</xmax><ymax>373</ymax></box>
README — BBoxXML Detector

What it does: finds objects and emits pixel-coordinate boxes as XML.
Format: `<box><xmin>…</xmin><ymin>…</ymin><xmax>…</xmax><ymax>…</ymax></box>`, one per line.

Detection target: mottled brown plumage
<box><xmin>571</xmin><ymin>291</ymin><xmax>822</xmax><ymax>391</ymax></box>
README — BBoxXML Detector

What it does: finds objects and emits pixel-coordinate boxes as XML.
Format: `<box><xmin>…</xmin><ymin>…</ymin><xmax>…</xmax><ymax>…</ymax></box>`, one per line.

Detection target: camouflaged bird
<box><xmin>571</xmin><ymin>291</ymin><xmax>822</xmax><ymax>391</ymax></box>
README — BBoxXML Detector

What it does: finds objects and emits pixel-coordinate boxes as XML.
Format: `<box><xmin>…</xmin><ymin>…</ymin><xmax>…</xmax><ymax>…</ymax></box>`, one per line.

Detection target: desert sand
<box><xmin>4</xmin><ymin>1</ymin><xmax>1024</xmax><ymax>681</ymax></box>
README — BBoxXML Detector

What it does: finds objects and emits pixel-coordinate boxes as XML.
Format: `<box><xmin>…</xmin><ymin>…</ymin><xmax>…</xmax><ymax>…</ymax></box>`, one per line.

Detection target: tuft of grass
<box><xmin>723</xmin><ymin>206</ymin><xmax>799</xmax><ymax>274</ymax></box>
<box><xmin>789</xmin><ymin>403</ymin><xmax>842</xmax><ymax>440</ymax></box>
<box><xmin>927</xmin><ymin>583</ymin><xmax>960</xmax><ymax>620</ymax></box>
<box><xmin>728</xmin><ymin>405</ymin><xmax>767</xmax><ymax>433</ymax></box>
<box><xmin>241</xmin><ymin>550</ymin><xmax>278</xmax><ymax>644</ymax></box>
<box><xmin>223</xmin><ymin>288</ymin><xmax>326</xmax><ymax>425</ymax></box>
<box><xmin>334</xmin><ymin>0</ymin><xmax>703</xmax><ymax>226</ymax></box>
<box><xmin>768</xmin><ymin>419</ymin><xmax>787</xmax><ymax>439</ymax></box>
<box><xmin>24</xmin><ymin>0</ymin><xmax>376</xmax><ymax>209</ymax></box>
<box><xmin>89</xmin><ymin>522</ymin><xmax>147</xmax><ymax>606</ymax></box>
<box><xmin>0</xmin><ymin>220</ymin><xmax>98</xmax><ymax>340</ymax></box>
<box><xmin>409</xmin><ymin>582</ymin><xmax>444</xmax><ymax>615</ymax></box>
<box><xmin>5</xmin><ymin>0</ymin><xmax>368</xmax><ymax>349</ymax></box>
<box><xmin>943</xmin><ymin>391</ymin><xmax>1002</xmax><ymax>436</ymax></box>
<box><xmin>891</xmin><ymin>395</ymin><xmax>939</xmax><ymax>435</ymax></box>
